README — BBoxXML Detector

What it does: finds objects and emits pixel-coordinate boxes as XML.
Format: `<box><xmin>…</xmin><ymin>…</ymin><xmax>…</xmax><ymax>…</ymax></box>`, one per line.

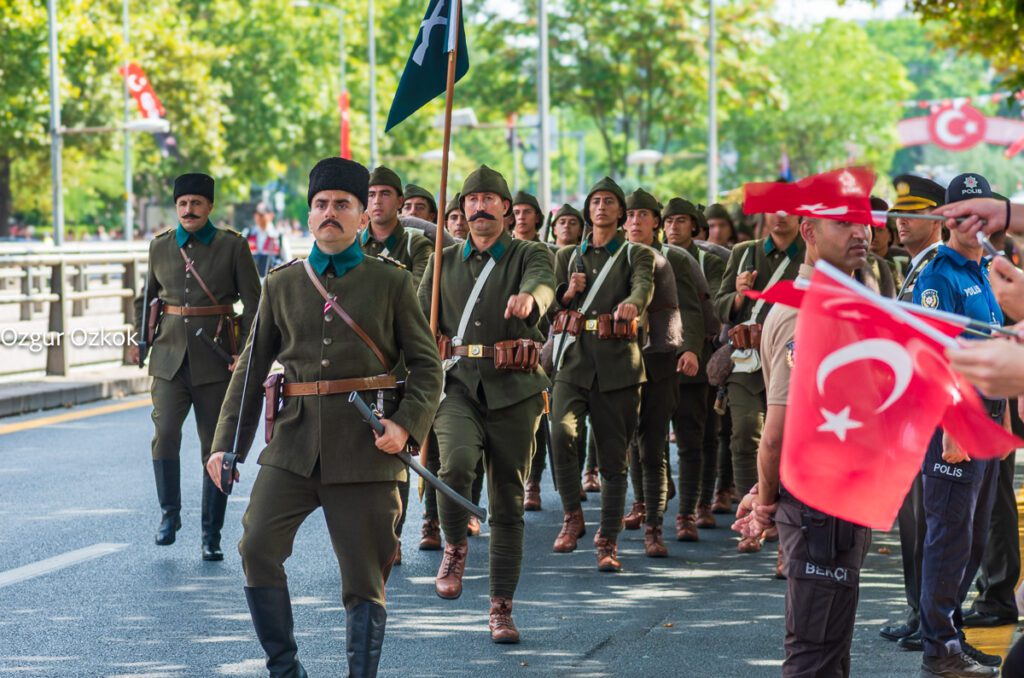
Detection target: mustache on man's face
<box><xmin>468</xmin><ymin>210</ymin><xmax>497</xmax><ymax>222</ymax></box>
<box><xmin>181</xmin><ymin>213</ymin><xmax>200</xmax><ymax>220</ymax></box>
<box><xmin>318</xmin><ymin>219</ymin><xmax>342</xmax><ymax>231</ymax></box>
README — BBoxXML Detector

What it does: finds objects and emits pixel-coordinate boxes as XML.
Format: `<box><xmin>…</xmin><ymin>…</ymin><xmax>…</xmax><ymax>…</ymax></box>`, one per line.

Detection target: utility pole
<box><xmin>707</xmin><ymin>0</ymin><xmax>718</xmax><ymax>205</ymax></box>
<box><xmin>47</xmin><ymin>0</ymin><xmax>64</xmax><ymax>247</ymax></box>
<box><xmin>122</xmin><ymin>0</ymin><xmax>133</xmax><ymax>241</ymax></box>
<box><xmin>537</xmin><ymin>0</ymin><xmax>552</xmax><ymax>210</ymax></box>
<box><xmin>368</xmin><ymin>0</ymin><xmax>378</xmax><ymax>167</ymax></box>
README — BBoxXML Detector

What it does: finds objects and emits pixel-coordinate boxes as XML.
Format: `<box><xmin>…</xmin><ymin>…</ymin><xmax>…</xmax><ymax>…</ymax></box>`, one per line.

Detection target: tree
<box><xmin>909</xmin><ymin>0</ymin><xmax>1024</xmax><ymax>90</ymax></box>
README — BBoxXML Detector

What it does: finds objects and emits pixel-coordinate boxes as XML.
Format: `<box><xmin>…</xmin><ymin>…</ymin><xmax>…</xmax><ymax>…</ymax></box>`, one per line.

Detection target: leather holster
<box><xmin>263</xmin><ymin>373</ymin><xmax>284</xmax><ymax>443</ymax></box>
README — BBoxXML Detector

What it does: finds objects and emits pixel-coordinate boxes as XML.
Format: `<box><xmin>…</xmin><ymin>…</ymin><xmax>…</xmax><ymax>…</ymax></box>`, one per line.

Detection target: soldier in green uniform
<box><xmin>363</xmin><ymin>166</ymin><xmax>435</xmax><ymax>561</ymax></box>
<box><xmin>713</xmin><ymin>210</ymin><xmax>804</xmax><ymax>553</ymax></box>
<box><xmin>402</xmin><ymin>183</ymin><xmax>438</xmax><ymax>223</ymax></box>
<box><xmin>549</xmin><ymin>176</ymin><xmax>655</xmax><ymax>571</ymax></box>
<box><xmin>552</xmin><ymin>203</ymin><xmax>585</xmax><ymax>248</ymax></box>
<box><xmin>511</xmin><ymin>191</ymin><xmax>544</xmax><ymax>242</ymax></box>
<box><xmin>207</xmin><ymin>157</ymin><xmax>442</xmax><ymax>677</ymax></box>
<box><xmin>622</xmin><ymin>189</ymin><xmax>703</xmax><ymax>556</ymax></box>
<box><xmin>662</xmin><ymin>197</ymin><xmax>727</xmax><ymax>538</ymax></box>
<box><xmin>445</xmin><ymin>194</ymin><xmax>469</xmax><ymax>240</ymax></box>
<box><xmin>423</xmin><ymin>165</ymin><xmax>555</xmax><ymax>643</ymax></box>
<box><xmin>130</xmin><ymin>172</ymin><xmax>260</xmax><ymax>560</ymax></box>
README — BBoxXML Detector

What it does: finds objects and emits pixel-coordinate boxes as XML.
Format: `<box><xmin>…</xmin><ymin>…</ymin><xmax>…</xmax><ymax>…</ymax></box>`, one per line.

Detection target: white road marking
<box><xmin>0</xmin><ymin>543</ymin><xmax>127</xmax><ymax>588</ymax></box>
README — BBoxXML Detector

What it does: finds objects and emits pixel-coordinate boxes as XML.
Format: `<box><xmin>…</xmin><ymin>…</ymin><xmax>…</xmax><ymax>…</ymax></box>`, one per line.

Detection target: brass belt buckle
<box><xmin>467</xmin><ymin>344</ymin><xmax>484</xmax><ymax>358</ymax></box>
<box><xmin>584</xmin><ymin>319</ymin><xmax>598</xmax><ymax>332</ymax></box>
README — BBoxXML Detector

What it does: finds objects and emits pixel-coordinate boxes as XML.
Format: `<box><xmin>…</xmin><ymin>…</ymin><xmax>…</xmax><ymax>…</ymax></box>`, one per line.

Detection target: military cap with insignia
<box><xmin>663</xmin><ymin>197</ymin><xmax>707</xmax><ymax>231</ymax></box>
<box><xmin>404</xmin><ymin>183</ymin><xmax>438</xmax><ymax>215</ymax></box>
<box><xmin>946</xmin><ymin>172</ymin><xmax>992</xmax><ymax>203</ymax></box>
<box><xmin>174</xmin><ymin>173</ymin><xmax>215</xmax><ymax>202</ymax></box>
<box><xmin>459</xmin><ymin>164</ymin><xmax>513</xmax><ymax>215</ymax></box>
<box><xmin>512</xmin><ymin>190</ymin><xmax>543</xmax><ymax>216</ymax></box>
<box><xmin>891</xmin><ymin>174</ymin><xmax>945</xmax><ymax>211</ymax></box>
<box><xmin>307</xmin><ymin>157</ymin><xmax>369</xmax><ymax>207</ymax></box>
<box><xmin>585</xmin><ymin>176</ymin><xmax>627</xmax><ymax>226</ymax></box>
<box><xmin>368</xmin><ymin>166</ymin><xmax>403</xmax><ymax>195</ymax></box>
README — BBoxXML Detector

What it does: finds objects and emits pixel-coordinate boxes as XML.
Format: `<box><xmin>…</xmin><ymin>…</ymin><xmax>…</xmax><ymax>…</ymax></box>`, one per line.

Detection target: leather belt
<box><xmin>282</xmin><ymin>374</ymin><xmax>398</xmax><ymax>397</ymax></box>
<box><xmin>163</xmin><ymin>304</ymin><xmax>233</xmax><ymax>317</ymax></box>
<box><xmin>452</xmin><ymin>344</ymin><xmax>495</xmax><ymax>358</ymax></box>
<box><xmin>583</xmin><ymin>319</ymin><xmax>599</xmax><ymax>332</ymax></box>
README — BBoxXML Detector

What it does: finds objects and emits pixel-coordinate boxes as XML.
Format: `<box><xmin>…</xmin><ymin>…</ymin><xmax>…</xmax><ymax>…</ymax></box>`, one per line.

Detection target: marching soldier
<box><xmin>879</xmin><ymin>174</ymin><xmax>947</xmax><ymax>648</ymax></box>
<box><xmin>705</xmin><ymin>203</ymin><xmax>738</xmax><ymax>248</ymax></box>
<box><xmin>207</xmin><ymin>157</ymin><xmax>442</xmax><ymax>677</ymax></box>
<box><xmin>512</xmin><ymin>191</ymin><xmax>544</xmax><ymax>241</ymax></box>
<box><xmin>734</xmin><ymin>212</ymin><xmax>873</xmax><ymax>677</ymax></box>
<box><xmin>130</xmin><ymin>172</ymin><xmax>260</xmax><ymax>560</ymax></box>
<box><xmin>424</xmin><ymin>165</ymin><xmax>555</xmax><ymax>643</ymax></box>
<box><xmin>552</xmin><ymin>203</ymin><xmax>585</xmax><ymax>247</ymax></box>
<box><xmin>363</xmin><ymin>166</ymin><xmax>435</xmax><ymax>562</ymax></box>
<box><xmin>622</xmin><ymin>189</ymin><xmax>702</xmax><ymax>555</ymax></box>
<box><xmin>549</xmin><ymin>176</ymin><xmax>655</xmax><ymax>571</ymax></box>
<box><xmin>662</xmin><ymin>197</ymin><xmax>727</xmax><ymax>537</ymax></box>
<box><xmin>713</xmin><ymin>210</ymin><xmax>804</xmax><ymax>552</ymax></box>
<box><xmin>445</xmin><ymin>194</ymin><xmax>469</xmax><ymax>240</ymax></box>
<box><xmin>401</xmin><ymin>183</ymin><xmax>438</xmax><ymax>223</ymax></box>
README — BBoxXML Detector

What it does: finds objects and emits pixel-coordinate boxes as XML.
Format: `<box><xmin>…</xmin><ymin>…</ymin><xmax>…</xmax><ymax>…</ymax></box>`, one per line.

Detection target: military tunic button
<box><xmin>325</xmin><ymin>314</ymin><xmax>333</xmax><ymax>322</ymax></box>
<box><xmin>321</xmin><ymin>358</ymin><xmax>331</xmax><ymax>368</ymax></box>
<box><xmin>323</xmin><ymin>337</ymin><xmax>332</xmax><ymax>345</ymax></box>
<box><xmin>592</xmin><ymin>269</ymin><xmax>598</xmax><ymax>275</ymax></box>
<box><xmin>474</xmin><ymin>320</ymin><xmax>481</xmax><ymax>327</ymax></box>
<box><xmin>327</xmin><ymin>273</ymin><xmax>335</xmax><ymax>279</ymax></box>
<box><xmin>188</xmin><ymin>243</ymin><xmax>193</xmax><ymax>249</ymax></box>
<box><xmin>186</xmin><ymin>274</ymin><xmax>191</xmax><ymax>279</ymax></box>
<box><xmin>476</xmin><ymin>255</ymin><xmax>483</xmax><ymax>261</ymax></box>
<box><xmin>185</xmin><ymin>287</ymin><xmax>190</xmax><ymax>293</ymax></box>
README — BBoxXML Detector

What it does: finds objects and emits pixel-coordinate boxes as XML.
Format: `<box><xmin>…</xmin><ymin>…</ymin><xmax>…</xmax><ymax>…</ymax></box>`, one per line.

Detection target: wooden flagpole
<box><xmin>419</xmin><ymin>0</ymin><xmax>461</xmax><ymax>480</ymax></box>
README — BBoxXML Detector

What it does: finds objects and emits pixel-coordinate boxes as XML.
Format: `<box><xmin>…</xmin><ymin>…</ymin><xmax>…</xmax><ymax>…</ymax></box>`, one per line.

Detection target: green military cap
<box><xmin>404</xmin><ymin>183</ymin><xmax>438</xmax><ymax>215</ymax></box>
<box><xmin>460</xmin><ymin>164</ymin><xmax>513</xmax><ymax>215</ymax></box>
<box><xmin>625</xmin><ymin>187</ymin><xmax>663</xmax><ymax>219</ymax></box>
<box><xmin>445</xmin><ymin>193</ymin><xmax>462</xmax><ymax>218</ymax></box>
<box><xmin>662</xmin><ymin>197</ymin><xmax>709</xmax><ymax>231</ymax></box>
<box><xmin>891</xmin><ymin>174</ymin><xmax>945</xmax><ymax>211</ymax></box>
<box><xmin>512</xmin><ymin>191</ymin><xmax>543</xmax><ymax>216</ymax></box>
<box><xmin>704</xmin><ymin>203</ymin><xmax>734</xmax><ymax>226</ymax></box>
<box><xmin>552</xmin><ymin>203</ymin><xmax>584</xmax><ymax>227</ymax></box>
<box><xmin>584</xmin><ymin>176</ymin><xmax>627</xmax><ymax>226</ymax></box>
<box><xmin>368</xmin><ymin>166</ymin><xmax>403</xmax><ymax>194</ymax></box>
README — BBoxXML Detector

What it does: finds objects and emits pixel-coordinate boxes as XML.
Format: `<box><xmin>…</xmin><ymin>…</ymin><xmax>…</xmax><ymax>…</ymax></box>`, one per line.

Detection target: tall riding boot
<box><xmin>245</xmin><ymin>586</ymin><xmax>307</xmax><ymax>678</ymax></box>
<box><xmin>347</xmin><ymin>600</ymin><xmax>387</xmax><ymax>678</ymax></box>
<box><xmin>153</xmin><ymin>459</ymin><xmax>181</xmax><ymax>545</ymax></box>
<box><xmin>201</xmin><ymin>474</ymin><xmax>227</xmax><ymax>561</ymax></box>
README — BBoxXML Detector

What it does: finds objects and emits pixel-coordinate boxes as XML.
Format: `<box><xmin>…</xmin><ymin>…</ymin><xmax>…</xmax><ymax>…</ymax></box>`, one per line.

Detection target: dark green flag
<box><xmin>385</xmin><ymin>0</ymin><xmax>469</xmax><ymax>133</ymax></box>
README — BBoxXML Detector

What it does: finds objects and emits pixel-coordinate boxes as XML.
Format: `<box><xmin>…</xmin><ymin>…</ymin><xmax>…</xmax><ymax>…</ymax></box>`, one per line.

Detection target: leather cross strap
<box><xmin>164</xmin><ymin>304</ymin><xmax>233</xmax><ymax>317</ymax></box>
<box><xmin>302</xmin><ymin>259</ymin><xmax>392</xmax><ymax>372</ymax></box>
<box><xmin>179</xmin><ymin>248</ymin><xmax>224</xmax><ymax>308</ymax></box>
<box><xmin>282</xmin><ymin>374</ymin><xmax>398</xmax><ymax>397</ymax></box>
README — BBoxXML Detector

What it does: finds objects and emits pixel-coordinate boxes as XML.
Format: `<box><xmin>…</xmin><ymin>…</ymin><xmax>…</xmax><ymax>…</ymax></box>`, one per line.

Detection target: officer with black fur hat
<box><xmin>130</xmin><ymin>172</ymin><xmax>261</xmax><ymax>560</ymax></box>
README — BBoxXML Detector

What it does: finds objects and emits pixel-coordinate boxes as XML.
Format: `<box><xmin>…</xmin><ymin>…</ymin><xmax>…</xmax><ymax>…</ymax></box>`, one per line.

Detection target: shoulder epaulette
<box><xmin>376</xmin><ymin>254</ymin><xmax>407</xmax><ymax>270</ymax></box>
<box><xmin>224</xmin><ymin>227</ymin><xmax>244</xmax><ymax>237</ymax></box>
<box><xmin>269</xmin><ymin>258</ymin><xmax>300</xmax><ymax>274</ymax></box>
<box><xmin>155</xmin><ymin>228</ymin><xmax>173</xmax><ymax>239</ymax></box>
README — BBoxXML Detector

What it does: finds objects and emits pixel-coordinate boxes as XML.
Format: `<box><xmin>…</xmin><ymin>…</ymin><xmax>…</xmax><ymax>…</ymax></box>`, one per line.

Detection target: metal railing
<box><xmin>0</xmin><ymin>245</ymin><xmax>148</xmax><ymax>376</ymax></box>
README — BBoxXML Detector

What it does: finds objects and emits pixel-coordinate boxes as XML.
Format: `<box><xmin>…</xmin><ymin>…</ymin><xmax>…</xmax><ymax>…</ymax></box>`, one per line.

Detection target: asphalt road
<box><xmin>0</xmin><ymin>396</ymin><xmax>1007</xmax><ymax>677</ymax></box>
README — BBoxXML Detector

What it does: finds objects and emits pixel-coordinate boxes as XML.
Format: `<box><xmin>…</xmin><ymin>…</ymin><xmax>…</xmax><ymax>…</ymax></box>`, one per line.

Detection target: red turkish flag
<box><xmin>743</xmin><ymin>166</ymin><xmax>883</xmax><ymax>226</ymax></box>
<box><xmin>118</xmin><ymin>63</ymin><xmax>166</xmax><ymax>119</ymax></box>
<box><xmin>779</xmin><ymin>265</ymin><xmax>1020</xmax><ymax>529</ymax></box>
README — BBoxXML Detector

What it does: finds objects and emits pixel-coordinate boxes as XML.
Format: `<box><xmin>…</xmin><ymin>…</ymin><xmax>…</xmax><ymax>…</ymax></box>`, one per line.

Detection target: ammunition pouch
<box><xmin>552</xmin><ymin>309</ymin><xmax>584</xmax><ymax>336</ymax></box>
<box><xmin>596</xmin><ymin>313</ymin><xmax>637</xmax><ymax>340</ymax></box>
<box><xmin>728</xmin><ymin>322</ymin><xmax>763</xmax><ymax>351</ymax></box>
<box><xmin>436</xmin><ymin>333</ymin><xmax>453</xmax><ymax>361</ymax></box>
<box><xmin>494</xmin><ymin>339</ymin><xmax>541</xmax><ymax>372</ymax></box>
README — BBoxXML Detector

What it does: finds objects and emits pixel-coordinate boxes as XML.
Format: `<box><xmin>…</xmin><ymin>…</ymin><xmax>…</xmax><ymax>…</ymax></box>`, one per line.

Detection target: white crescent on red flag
<box><xmin>742</xmin><ymin>166</ymin><xmax>883</xmax><ymax>226</ymax></box>
<box><xmin>776</xmin><ymin>264</ymin><xmax>1021</xmax><ymax>529</ymax></box>
<box><xmin>118</xmin><ymin>63</ymin><xmax>166</xmax><ymax>119</ymax></box>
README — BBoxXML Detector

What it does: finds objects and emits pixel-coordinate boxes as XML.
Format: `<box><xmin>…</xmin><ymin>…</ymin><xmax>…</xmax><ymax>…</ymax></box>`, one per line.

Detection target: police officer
<box><xmin>734</xmin><ymin>212</ymin><xmax>873</xmax><ymax>677</ymax></box>
<box><xmin>879</xmin><ymin>174</ymin><xmax>947</xmax><ymax>646</ymax></box>
<box><xmin>713</xmin><ymin>209</ymin><xmax>804</xmax><ymax>553</ymax></box>
<box><xmin>914</xmin><ymin>173</ymin><xmax>1007</xmax><ymax>678</ymax></box>
<box><xmin>402</xmin><ymin>183</ymin><xmax>438</xmax><ymax>223</ymax></box>
<box><xmin>662</xmin><ymin>197</ymin><xmax>726</xmax><ymax>536</ymax></box>
<box><xmin>208</xmin><ymin>157</ymin><xmax>442</xmax><ymax>677</ymax></box>
<box><xmin>424</xmin><ymin>165</ymin><xmax>555</xmax><ymax>643</ymax></box>
<box><xmin>549</xmin><ymin>177</ymin><xmax>655</xmax><ymax>571</ymax></box>
<box><xmin>131</xmin><ymin>173</ymin><xmax>261</xmax><ymax>559</ymax></box>
<box><xmin>622</xmin><ymin>189</ymin><xmax>702</xmax><ymax>555</ymax></box>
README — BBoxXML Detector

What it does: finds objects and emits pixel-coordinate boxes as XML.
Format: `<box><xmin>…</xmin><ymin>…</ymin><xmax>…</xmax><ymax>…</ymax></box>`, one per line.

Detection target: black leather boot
<box><xmin>245</xmin><ymin>587</ymin><xmax>308</xmax><ymax>678</ymax></box>
<box><xmin>346</xmin><ymin>601</ymin><xmax>387</xmax><ymax>678</ymax></box>
<box><xmin>201</xmin><ymin>474</ymin><xmax>227</xmax><ymax>561</ymax></box>
<box><xmin>153</xmin><ymin>460</ymin><xmax>181</xmax><ymax>545</ymax></box>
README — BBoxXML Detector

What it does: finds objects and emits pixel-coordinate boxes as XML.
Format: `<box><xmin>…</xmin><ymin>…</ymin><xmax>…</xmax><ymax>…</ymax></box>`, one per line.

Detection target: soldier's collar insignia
<box><xmin>176</xmin><ymin>220</ymin><xmax>216</xmax><ymax>247</ymax></box>
<box><xmin>359</xmin><ymin>226</ymin><xmax>399</xmax><ymax>251</ymax></box>
<box><xmin>308</xmin><ymin>241</ymin><xmax>365</xmax><ymax>277</ymax></box>
<box><xmin>580</xmin><ymin>229</ymin><xmax>624</xmax><ymax>255</ymax></box>
<box><xmin>462</xmin><ymin>230</ymin><xmax>511</xmax><ymax>262</ymax></box>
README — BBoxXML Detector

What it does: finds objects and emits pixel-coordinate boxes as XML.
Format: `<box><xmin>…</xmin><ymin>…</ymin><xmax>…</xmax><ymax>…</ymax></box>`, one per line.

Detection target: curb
<box><xmin>0</xmin><ymin>372</ymin><xmax>152</xmax><ymax>419</ymax></box>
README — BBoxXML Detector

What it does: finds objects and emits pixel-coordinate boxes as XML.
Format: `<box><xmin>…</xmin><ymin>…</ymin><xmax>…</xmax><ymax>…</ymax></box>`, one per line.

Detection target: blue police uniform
<box><xmin>914</xmin><ymin>245</ymin><xmax>1005</xmax><ymax>662</ymax></box>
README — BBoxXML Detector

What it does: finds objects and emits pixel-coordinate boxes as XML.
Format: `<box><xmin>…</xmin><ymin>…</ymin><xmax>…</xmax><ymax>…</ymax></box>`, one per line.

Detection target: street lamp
<box><xmin>627</xmin><ymin>149</ymin><xmax>664</xmax><ymax>166</ymax></box>
<box><xmin>433</xmin><ymin>108</ymin><xmax>479</xmax><ymax>131</ymax></box>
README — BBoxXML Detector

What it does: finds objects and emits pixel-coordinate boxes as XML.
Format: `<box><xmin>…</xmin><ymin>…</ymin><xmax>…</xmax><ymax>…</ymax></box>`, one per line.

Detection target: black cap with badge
<box><xmin>945</xmin><ymin>172</ymin><xmax>992</xmax><ymax>204</ymax></box>
<box><xmin>891</xmin><ymin>174</ymin><xmax>946</xmax><ymax>211</ymax></box>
